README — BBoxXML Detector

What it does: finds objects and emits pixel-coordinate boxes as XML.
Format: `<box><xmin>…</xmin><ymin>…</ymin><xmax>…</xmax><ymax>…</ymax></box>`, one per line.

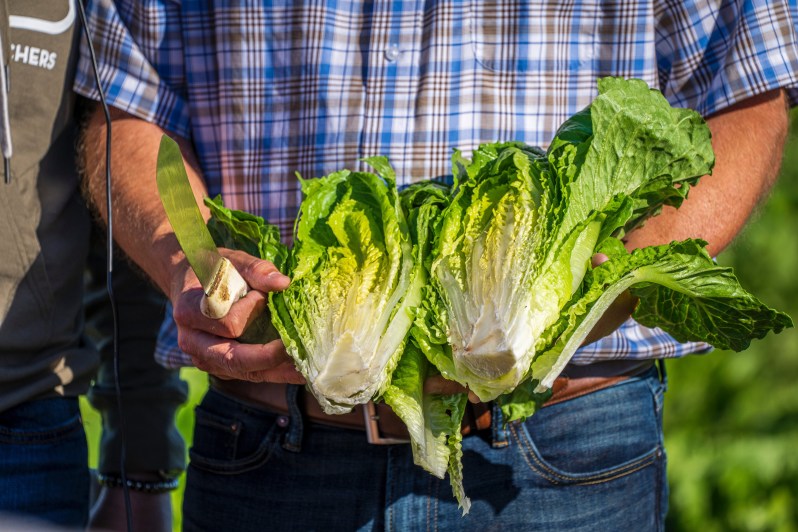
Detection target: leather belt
<box><xmin>210</xmin><ymin>359</ymin><xmax>655</xmax><ymax>445</ymax></box>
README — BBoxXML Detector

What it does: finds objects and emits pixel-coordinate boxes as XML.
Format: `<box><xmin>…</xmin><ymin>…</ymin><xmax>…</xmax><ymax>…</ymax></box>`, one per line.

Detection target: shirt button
<box><xmin>384</xmin><ymin>43</ymin><xmax>400</xmax><ymax>62</ymax></box>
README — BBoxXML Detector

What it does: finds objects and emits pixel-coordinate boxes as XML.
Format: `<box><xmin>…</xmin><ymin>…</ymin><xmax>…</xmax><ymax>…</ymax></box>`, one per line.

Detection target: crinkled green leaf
<box><xmin>497</xmin><ymin>380</ymin><xmax>551</xmax><ymax>423</ymax></box>
<box><xmin>553</xmin><ymin>77</ymin><xmax>715</xmax><ymax>245</ymax></box>
<box><xmin>529</xmin><ymin>239</ymin><xmax>793</xmax><ymax>395</ymax></box>
<box><xmin>205</xmin><ymin>195</ymin><xmax>288</xmax><ymax>271</ymax></box>
<box><xmin>631</xmin><ymin>254</ymin><xmax>793</xmax><ymax>352</ymax></box>
<box><xmin>383</xmin><ymin>340</ymin><xmax>470</xmax><ymax>513</ymax></box>
<box><xmin>269</xmin><ymin>161</ymin><xmax>421</xmax><ymax>414</ymax></box>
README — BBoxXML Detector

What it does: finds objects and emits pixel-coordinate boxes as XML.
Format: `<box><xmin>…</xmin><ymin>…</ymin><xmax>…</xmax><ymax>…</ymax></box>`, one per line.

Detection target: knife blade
<box><xmin>156</xmin><ymin>135</ymin><xmax>247</xmax><ymax>319</ymax></box>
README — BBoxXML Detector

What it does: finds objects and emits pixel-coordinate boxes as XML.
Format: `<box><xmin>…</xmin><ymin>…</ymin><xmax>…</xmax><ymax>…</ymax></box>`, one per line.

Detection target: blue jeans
<box><xmin>0</xmin><ymin>398</ymin><xmax>90</xmax><ymax>528</ymax></box>
<box><xmin>184</xmin><ymin>365</ymin><xmax>667</xmax><ymax>531</ymax></box>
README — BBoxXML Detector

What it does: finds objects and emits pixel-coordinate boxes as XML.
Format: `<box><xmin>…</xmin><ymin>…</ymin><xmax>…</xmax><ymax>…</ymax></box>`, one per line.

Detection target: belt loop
<box><xmin>281</xmin><ymin>384</ymin><xmax>304</xmax><ymax>453</ymax></box>
<box><xmin>490</xmin><ymin>402</ymin><xmax>509</xmax><ymax>448</ymax></box>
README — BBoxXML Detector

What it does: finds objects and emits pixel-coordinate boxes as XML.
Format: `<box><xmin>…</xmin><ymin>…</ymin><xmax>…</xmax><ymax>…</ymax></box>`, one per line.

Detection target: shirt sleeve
<box><xmin>655</xmin><ymin>0</ymin><xmax>798</xmax><ymax>115</ymax></box>
<box><xmin>73</xmin><ymin>0</ymin><xmax>190</xmax><ymax>138</ymax></box>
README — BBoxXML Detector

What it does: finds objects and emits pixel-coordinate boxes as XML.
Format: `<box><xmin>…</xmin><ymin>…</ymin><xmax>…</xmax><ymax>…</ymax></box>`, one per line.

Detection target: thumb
<box><xmin>224</xmin><ymin>249</ymin><xmax>291</xmax><ymax>293</ymax></box>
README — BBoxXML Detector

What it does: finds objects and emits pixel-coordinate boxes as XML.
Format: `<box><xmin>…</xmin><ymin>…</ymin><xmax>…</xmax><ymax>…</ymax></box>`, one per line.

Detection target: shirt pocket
<box><xmin>466</xmin><ymin>0</ymin><xmax>598</xmax><ymax>73</ymax></box>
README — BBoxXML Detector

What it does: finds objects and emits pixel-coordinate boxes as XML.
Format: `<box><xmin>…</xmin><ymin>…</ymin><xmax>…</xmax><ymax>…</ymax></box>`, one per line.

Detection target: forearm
<box><xmin>80</xmin><ymin>102</ymin><xmax>303</xmax><ymax>384</ymax></box>
<box><xmin>624</xmin><ymin>89</ymin><xmax>790</xmax><ymax>256</ymax></box>
<box><xmin>80</xmin><ymin>104</ymin><xmax>209</xmax><ymax>297</ymax></box>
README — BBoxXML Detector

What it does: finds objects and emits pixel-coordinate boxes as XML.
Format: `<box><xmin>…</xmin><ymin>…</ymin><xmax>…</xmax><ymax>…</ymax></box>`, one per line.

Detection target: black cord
<box><xmin>75</xmin><ymin>3</ymin><xmax>134</xmax><ymax>531</ymax></box>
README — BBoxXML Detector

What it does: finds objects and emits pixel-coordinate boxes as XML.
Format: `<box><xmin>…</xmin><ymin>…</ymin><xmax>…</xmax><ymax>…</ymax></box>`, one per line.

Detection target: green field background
<box><xmin>80</xmin><ymin>109</ymin><xmax>798</xmax><ymax>531</ymax></box>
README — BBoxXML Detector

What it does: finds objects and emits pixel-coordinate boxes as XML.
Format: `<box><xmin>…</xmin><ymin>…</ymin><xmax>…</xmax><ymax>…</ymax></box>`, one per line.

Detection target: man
<box><xmin>0</xmin><ymin>2</ymin><xmax>184</xmax><ymax>529</ymax></box>
<box><xmin>75</xmin><ymin>1</ymin><xmax>797</xmax><ymax>530</ymax></box>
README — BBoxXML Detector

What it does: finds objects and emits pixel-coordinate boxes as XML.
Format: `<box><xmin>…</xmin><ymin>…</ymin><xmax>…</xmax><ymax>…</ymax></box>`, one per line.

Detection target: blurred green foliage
<box><xmin>664</xmin><ymin>108</ymin><xmax>798</xmax><ymax>531</ymax></box>
<box><xmin>81</xmin><ymin>109</ymin><xmax>798</xmax><ymax>531</ymax></box>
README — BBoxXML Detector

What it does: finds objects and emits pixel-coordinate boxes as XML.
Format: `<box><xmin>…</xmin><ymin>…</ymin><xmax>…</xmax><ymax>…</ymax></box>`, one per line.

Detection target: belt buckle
<box><xmin>362</xmin><ymin>401</ymin><xmax>409</xmax><ymax>445</ymax></box>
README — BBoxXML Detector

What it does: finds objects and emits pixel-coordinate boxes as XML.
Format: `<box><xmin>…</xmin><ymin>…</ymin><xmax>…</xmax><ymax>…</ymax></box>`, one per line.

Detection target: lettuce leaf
<box><xmin>383</xmin><ymin>180</ymin><xmax>471</xmax><ymax>513</ymax></box>
<box><xmin>206</xmin><ymin>78</ymin><xmax>792</xmax><ymax>513</ymax></box>
<box><xmin>530</xmin><ymin>238</ymin><xmax>793</xmax><ymax>392</ymax></box>
<box><xmin>414</xmin><ymin>77</ymin><xmax>791</xmax><ymax>410</ymax></box>
<box><xmin>268</xmin><ymin>159</ymin><xmax>423</xmax><ymax>414</ymax></box>
<box><xmin>205</xmin><ymin>195</ymin><xmax>288</xmax><ymax>270</ymax></box>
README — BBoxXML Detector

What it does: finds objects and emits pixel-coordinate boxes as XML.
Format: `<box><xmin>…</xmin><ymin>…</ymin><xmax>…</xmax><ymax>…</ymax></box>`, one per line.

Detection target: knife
<box><xmin>156</xmin><ymin>135</ymin><xmax>247</xmax><ymax>319</ymax></box>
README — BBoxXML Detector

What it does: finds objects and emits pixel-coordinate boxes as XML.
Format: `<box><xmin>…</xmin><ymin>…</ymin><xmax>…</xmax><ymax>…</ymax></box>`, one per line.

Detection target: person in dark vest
<box><xmin>0</xmin><ymin>2</ymin><xmax>185</xmax><ymax>529</ymax></box>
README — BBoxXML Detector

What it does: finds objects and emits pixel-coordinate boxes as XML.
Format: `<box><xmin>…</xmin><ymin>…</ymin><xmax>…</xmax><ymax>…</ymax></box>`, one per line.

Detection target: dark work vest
<box><xmin>0</xmin><ymin>0</ymin><xmax>98</xmax><ymax>411</ymax></box>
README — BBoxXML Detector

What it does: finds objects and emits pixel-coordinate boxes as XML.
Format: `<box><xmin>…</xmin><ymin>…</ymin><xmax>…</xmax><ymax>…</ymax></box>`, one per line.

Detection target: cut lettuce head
<box><xmin>205</xmin><ymin>78</ymin><xmax>792</xmax><ymax>513</ymax></box>
<box><xmin>268</xmin><ymin>158</ymin><xmax>424</xmax><ymax>414</ymax></box>
<box><xmin>414</xmin><ymin>77</ymin><xmax>792</xmax><ymax>406</ymax></box>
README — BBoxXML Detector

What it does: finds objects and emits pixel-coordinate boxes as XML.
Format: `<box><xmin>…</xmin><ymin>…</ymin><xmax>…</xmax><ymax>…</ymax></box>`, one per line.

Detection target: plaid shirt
<box><xmin>75</xmin><ymin>0</ymin><xmax>798</xmax><ymax>368</ymax></box>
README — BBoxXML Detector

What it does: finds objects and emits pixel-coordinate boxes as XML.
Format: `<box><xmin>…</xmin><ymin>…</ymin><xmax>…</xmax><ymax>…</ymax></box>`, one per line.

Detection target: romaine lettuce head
<box><xmin>414</xmin><ymin>77</ymin><xmax>792</xmax><ymax>404</ymax></box>
<box><xmin>269</xmin><ymin>158</ymin><xmax>423</xmax><ymax>414</ymax></box>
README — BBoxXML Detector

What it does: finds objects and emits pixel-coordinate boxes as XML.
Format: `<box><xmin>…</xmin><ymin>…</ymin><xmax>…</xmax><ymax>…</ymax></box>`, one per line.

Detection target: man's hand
<box><xmin>170</xmin><ymin>248</ymin><xmax>305</xmax><ymax>384</ymax></box>
<box><xmin>580</xmin><ymin>253</ymin><xmax>639</xmax><ymax>346</ymax></box>
<box><xmin>80</xmin><ymin>105</ymin><xmax>304</xmax><ymax>384</ymax></box>
<box><xmin>424</xmin><ymin>375</ymin><xmax>480</xmax><ymax>403</ymax></box>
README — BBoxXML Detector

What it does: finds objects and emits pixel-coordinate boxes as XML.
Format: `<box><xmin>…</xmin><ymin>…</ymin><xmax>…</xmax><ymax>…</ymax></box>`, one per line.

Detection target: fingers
<box><xmin>173</xmin><ymin>284</ymin><xmax>268</xmax><ymax>339</ymax></box>
<box><xmin>424</xmin><ymin>375</ymin><xmax>466</xmax><ymax>395</ymax></box>
<box><xmin>180</xmin><ymin>332</ymin><xmax>306</xmax><ymax>383</ymax></box>
<box><xmin>172</xmin><ymin>249</ymin><xmax>288</xmax><ymax>339</ymax></box>
<box><xmin>241</xmin><ymin>362</ymin><xmax>307</xmax><ymax>385</ymax></box>
<box><xmin>591</xmin><ymin>253</ymin><xmax>609</xmax><ymax>267</ymax></box>
<box><xmin>222</xmin><ymin>249</ymin><xmax>291</xmax><ymax>293</ymax></box>
<box><xmin>424</xmin><ymin>375</ymin><xmax>481</xmax><ymax>403</ymax></box>
<box><xmin>168</xmin><ymin>252</ymin><xmax>303</xmax><ymax>383</ymax></box>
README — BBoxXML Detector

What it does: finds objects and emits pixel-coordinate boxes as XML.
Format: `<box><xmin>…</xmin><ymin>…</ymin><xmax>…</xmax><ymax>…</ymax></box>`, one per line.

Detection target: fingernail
<box><xmin>267</xmin><ymin>271</ymin><xmax>291</xmax><ymax>284</ymax></box>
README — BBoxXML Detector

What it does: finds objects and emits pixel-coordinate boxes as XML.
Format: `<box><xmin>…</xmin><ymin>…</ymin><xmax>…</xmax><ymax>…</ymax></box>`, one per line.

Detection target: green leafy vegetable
<box><xmin>382</xmin><ymin>180</ymin><xmax>471</xmax><ymax>512</ymax></box>
<box><xmin>383</xmin><ymin>338</ymin><xmax>469</xmax><ymax>512</ymax></box>
<box><xmin>530</xmin><ymin>238</ymin><xmax>793</xmax><ymax>393</ymax></box>
<box><xmin>206</xmin><ymin>78</ymin><xmax>792</xmax><ymax>516</ymax></box>
<box><xmin>205</xmin><ymin>195</ymin><xmax>288</xmax><ymax>270</ymax></box>
<box><xmin>412</xmin><ymin>77</ymin><xmax>792</xmax><ymax>417</ymax></box>
<box><xmin>268</xmin><ymin>159</ymin><xmax>424</xmax><ymax>414</ymax></box>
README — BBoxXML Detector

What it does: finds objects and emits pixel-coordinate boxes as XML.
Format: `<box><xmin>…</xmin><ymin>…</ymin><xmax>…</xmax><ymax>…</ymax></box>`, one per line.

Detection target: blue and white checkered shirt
<box><xmin>74</xmin><ymin>0</ymin><xmax>798</xmax><ymax>369</ymax></box>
